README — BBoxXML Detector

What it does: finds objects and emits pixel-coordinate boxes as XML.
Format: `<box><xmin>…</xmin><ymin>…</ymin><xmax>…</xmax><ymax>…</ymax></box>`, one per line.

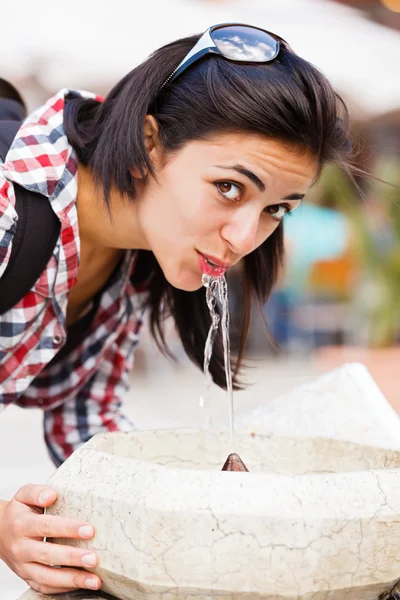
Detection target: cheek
<box><xmin>141</xmin><ymin>173</ymin><xmax>224</xmax><ymax>246</ymax></box>
<box><xmin>139</xmin><ymin>186</ymin><xmax>182</xmax><ymax>234</ymax></box>
<box><xmin>168</xmin><ymin>185</ymin><xmax>221</xmax><ymax>235</ymax></box>
<box><xmin>256</xmin><ymin>218</ymin><xmax>281</xmax><ymax>248</ymax></box>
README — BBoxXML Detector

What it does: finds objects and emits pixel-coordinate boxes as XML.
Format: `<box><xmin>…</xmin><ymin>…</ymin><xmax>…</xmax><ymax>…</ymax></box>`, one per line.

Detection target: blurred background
<box><xmin>1</xmin><ymin>0</ymin><xmax>400</xmax><ymax>596</ymax></box>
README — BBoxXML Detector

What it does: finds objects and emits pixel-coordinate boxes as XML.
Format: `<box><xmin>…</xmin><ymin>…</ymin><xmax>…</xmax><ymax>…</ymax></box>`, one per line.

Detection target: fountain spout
<box><xmin>221</xmin><ymin>452</ymin><xmax>249</xmax><ymax>472</ymax></box>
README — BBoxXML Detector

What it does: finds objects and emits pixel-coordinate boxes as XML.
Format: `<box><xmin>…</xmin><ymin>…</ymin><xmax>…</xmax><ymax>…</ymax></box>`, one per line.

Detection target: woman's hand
<box><xmin>0</xmin><ymin>484</ymin><xmax>102</xmax><ymax>594</ymax></box>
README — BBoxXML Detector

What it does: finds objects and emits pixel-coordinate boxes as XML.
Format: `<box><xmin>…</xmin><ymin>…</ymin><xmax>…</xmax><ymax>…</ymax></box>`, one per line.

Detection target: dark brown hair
<box><xmin>64</xmin><ymin>32</ymin><xmax>353</xmax><ymax>388</ymax></box>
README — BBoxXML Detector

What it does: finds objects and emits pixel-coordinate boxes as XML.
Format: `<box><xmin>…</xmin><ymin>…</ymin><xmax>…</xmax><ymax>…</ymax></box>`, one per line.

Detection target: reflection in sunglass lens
<box><xmin>211</xmin><ymin>25</ymin><xmax>280</xmax><ymax>62</ymax></box>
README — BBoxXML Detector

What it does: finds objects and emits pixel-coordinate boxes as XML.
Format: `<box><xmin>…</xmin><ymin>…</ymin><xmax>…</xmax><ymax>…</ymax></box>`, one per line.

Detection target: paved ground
<box><xmin>0</xmin><ymin>326</ymin><xmax>334</xmax><ymax>599</ymax></box>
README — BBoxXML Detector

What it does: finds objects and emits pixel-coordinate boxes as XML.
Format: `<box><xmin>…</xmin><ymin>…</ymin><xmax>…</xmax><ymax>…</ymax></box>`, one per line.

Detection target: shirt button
<box><xmin>53</xmin><ymin>334</ymin><xmax>63</xmax><ymax>345</ymax></box>
<box><xmin>37</xmin><ymin>399</ymin><xmax>44</xmax><ymax>405</ymax></box>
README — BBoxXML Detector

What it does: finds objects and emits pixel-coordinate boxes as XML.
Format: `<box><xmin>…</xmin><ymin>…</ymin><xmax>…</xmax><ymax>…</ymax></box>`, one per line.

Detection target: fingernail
<box><xmin>82</xmin><ymin>553</ymin><xmax>97</xmax><ymax>567</ymax></box>
<box><xmin>85</xmin><ymin>577</ymin><xmax>100</xmax><ymax>590</ymax></box>
<box><xmin>79</xmin><ymin>525</ymin><xmax>94</xmax><ymax>538</ymax></box>
<box><xmin>39</xmin><ymin>490</ymin><xmax>54</xmax><ymax>504</ymax></box>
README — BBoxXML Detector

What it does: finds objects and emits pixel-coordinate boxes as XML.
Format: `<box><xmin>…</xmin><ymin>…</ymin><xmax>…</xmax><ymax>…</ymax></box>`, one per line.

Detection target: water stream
<box><xmin>200</xmin><ymin>275</ymin><xmax>220</xmax><ymax>429</ymax></box>
<box><xmin>202</xmin><ymin>273</ymin><xmax>236</xmax><ymax>453</ymax></box>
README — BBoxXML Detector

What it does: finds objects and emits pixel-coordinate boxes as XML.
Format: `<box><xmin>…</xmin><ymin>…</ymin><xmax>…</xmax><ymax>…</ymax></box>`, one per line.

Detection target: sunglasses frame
<box><xmin>160</xmin><ymin>23</ymin><xmax>290</xmax><ymax>91</ymax></box>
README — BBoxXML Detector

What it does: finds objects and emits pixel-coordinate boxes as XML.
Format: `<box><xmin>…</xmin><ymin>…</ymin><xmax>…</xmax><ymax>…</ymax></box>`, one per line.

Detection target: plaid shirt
<box><xmin>0</xmin><ymin>89</ymin><xmax>146</xmax><ymax>465</ymax></box>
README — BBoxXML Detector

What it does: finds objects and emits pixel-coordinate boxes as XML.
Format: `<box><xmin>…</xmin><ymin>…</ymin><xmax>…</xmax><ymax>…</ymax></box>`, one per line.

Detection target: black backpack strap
<box><xmin>0</xmin><ymin>119</ymin><xmax>20</xmax><ymax>157</ymax></box>
<box><xmin>0</xmin><ymin>98</ymin><xmax>25</xmax><ymax>122</ymax></box>
<box><xmin>0</xmin><ymin>78</ymin><xmax>27</xmax><ymax>117</ymax></box>
<box><xmin>0</xmin><ymin>118</ymin><xmax>61</xmax><ymax>315</ymax></box>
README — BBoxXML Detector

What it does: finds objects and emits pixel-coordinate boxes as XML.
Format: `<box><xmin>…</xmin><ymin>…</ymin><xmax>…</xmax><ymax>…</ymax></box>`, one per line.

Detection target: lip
<box><xmin>197</xmin><ymin>251</ymin><xmax>231</xmax><ymax>277</ymax></box>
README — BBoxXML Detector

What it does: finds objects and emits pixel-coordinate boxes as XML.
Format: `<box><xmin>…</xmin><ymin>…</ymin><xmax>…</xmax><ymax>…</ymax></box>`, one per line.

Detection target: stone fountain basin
<box><xmin>45</xmin><ymin>429</ymin><xmax>400</xmax><ymax>600</ymax></box>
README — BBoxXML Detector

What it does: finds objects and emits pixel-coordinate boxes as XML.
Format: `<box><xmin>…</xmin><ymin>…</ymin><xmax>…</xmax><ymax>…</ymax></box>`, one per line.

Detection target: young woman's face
<box><xmin>135</xmin><ymin>132</ymin><xmax>319</xmax><ymax>291</ymax></box>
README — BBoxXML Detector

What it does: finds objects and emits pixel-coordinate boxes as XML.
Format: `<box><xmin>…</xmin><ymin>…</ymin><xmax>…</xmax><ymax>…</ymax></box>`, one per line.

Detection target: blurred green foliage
<box><xmin>313</xmin><ymin>159</ymin><xmax>400</xmax><ymax>347</ymax></box>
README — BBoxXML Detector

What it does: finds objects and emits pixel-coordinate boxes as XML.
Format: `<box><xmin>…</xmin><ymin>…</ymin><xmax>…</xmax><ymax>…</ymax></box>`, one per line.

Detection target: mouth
<box><xmin>197</xmin><ymin>251</ymin><xmax>231</xmax><ymax>277</ymax></box>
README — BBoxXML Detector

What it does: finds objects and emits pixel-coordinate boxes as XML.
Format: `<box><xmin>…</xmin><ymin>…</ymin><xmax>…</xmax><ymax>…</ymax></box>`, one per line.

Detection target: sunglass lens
<box><xmin>211</xmin><ymin>25</ymin><xmax>280</xmax><ymax>63</ymax></box>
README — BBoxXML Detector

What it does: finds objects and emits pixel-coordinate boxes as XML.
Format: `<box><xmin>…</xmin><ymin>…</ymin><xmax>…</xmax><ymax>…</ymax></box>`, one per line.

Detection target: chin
<box><xmin>165</xmin><ymin>268</ymin><xmax>203</xmax><ymax>292</ymax></box>
<box><xmin>181</xmin><ymin>281</ymin><xmax>203</xmax><ymax>292</ymax></box>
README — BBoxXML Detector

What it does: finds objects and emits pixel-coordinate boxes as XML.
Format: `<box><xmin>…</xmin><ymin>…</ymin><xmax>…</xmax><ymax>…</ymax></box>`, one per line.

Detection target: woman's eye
<box><xmin>216</xmin><ymin>182</ymin><xmax>241</xmax><ymax>202</ymax></box>
<box><xmin>265</xmin><ymin>204</ymin><xmax>291</xmax><ymax>221</ymax></box>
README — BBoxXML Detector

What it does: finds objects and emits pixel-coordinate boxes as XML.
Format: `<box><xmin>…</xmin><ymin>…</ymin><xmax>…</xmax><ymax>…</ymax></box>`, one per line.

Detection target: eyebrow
<box><xmin>283</xmin><ymin>193</ymin><xmax>305</xmax><ymax>201</ymax></box>
<box><xmin>214</xmin><ymin>164</ymin><xmax>305</xmax><ymax>201</ymax></box>
<box><xmin>215</xmin><ymin>164</ymin><xmax>266</xmax><ymax>192</ymax></box>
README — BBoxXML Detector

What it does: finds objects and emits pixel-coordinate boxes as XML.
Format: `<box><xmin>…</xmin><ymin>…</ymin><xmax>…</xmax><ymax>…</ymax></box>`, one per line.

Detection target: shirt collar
<box><xmin>1</xmin><ymin>88</ymin><xmax>96</xmax><ymax>214</ymax></box>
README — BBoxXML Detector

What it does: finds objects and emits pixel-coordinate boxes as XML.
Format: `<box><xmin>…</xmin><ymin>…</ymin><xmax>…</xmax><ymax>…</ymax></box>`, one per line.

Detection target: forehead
<box><xmin>184</xmin><ymin>132</ymin><xmax>319</xmax><ymax>188</ymax></box>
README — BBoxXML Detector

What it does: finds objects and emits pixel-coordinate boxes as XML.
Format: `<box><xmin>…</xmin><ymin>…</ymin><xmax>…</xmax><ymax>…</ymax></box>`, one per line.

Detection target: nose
<box><xmin>220</xmin><ymin>207</ymin><xmax>260</xmax><ymax>256</ymax></box>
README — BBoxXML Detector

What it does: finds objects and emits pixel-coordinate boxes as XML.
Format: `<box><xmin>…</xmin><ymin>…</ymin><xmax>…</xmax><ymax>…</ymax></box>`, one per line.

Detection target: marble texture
<box><xmin>43</xmin><ymin>432</ymin><xmax>400</xmax><ymax>599</ymax></box>
<box><xmin>18</xmin><ymin>363</ymin><xmax>400</xmax><ymax>600</ymax></box>
<box><xmin>236</xmin><ymin>362</ymin><xmax>400</xmax><ymax>448</ymax></box>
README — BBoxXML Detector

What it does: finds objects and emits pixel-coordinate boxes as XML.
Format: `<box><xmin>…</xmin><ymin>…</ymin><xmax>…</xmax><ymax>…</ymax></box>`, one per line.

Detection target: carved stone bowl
<box><xmin>43</xmin><ymin>428</ymin><xmax>400</xmax><ymax>600</ymax></box>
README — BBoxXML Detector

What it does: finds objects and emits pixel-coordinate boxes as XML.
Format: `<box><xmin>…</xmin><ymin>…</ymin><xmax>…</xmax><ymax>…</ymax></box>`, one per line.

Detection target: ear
<box><xmin>144</xmin><ymin>115</ymin><xmax>160</xmax><ymax>155</ymax></box>
<box><xmin>131</xmin><ymin>115</ymin><xmax>162</xmax><ymax>179</ymax></box>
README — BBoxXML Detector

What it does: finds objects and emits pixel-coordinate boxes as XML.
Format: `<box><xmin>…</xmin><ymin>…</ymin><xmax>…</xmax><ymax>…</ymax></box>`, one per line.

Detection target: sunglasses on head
<box><xmin>160</xmin><ymin>23</ymin><xmax>292</xmax><ymax>91</ymax></box>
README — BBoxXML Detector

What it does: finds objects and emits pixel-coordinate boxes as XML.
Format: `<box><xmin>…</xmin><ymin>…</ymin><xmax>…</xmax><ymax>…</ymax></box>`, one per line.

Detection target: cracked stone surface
<box><xmin>18</xmin><ymin>364</ymin><xmax>400</xmax><ymax>600</ymax></box>
<box><xmin>237</xmin><ymin>362</ymin><xmax>400</xmax><ymax>448</ymax></box>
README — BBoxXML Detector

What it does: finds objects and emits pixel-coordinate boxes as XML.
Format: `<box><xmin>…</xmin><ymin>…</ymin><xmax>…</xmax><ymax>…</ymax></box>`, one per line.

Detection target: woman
<box><xmin>0</xmin><ymin>24</ymin><xmax>352</xmax><ymax>594</ymax></box>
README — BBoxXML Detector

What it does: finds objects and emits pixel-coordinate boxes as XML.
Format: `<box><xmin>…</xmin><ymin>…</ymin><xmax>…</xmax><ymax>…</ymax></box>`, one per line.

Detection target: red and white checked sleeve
<box><xmin>42</xmin><ymin>324</ymin><xmax>138</xmax><ymax>466</ymax></box>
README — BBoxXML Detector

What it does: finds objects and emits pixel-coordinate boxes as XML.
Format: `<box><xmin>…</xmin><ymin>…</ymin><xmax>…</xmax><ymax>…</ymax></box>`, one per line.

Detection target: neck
<box><xmin>76</xmin><ymin>162</ymin><xmax>147</xmax><ymax>251</ymax></box>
